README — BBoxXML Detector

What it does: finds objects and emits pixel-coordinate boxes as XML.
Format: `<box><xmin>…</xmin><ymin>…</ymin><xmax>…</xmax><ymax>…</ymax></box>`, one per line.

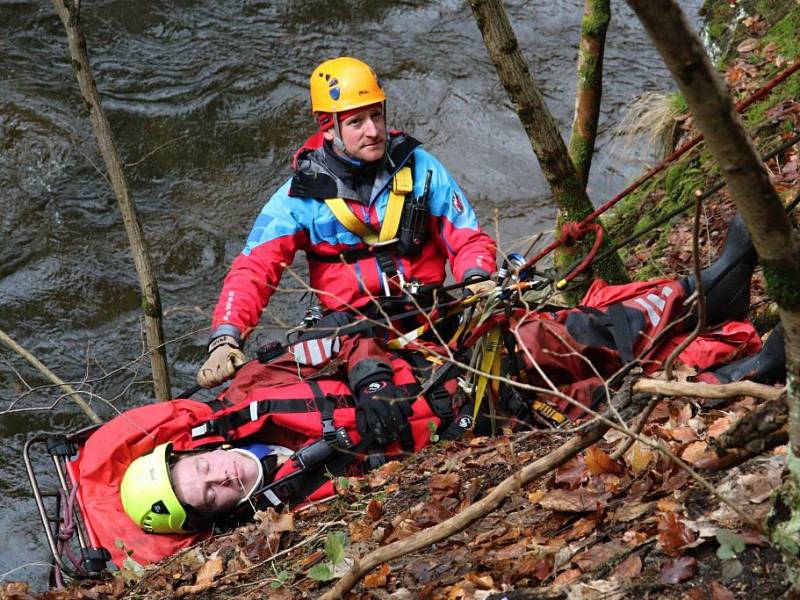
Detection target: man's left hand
<box><xmin>463</xmin><ymin>277</ymin><xmax>496</xmax><ymax>297</ymax></box>
<box><xmin>355</xmin><ymin>379</ymin><xmax>414</xmax><ymax>449</ymax></box>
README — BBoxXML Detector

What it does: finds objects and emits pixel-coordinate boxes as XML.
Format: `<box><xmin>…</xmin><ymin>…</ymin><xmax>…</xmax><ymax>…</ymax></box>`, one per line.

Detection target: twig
<box><xmin>611</xmin><ymin>395</ymin><xmax>659</xmax><ymax>460</ymax></box>
<box><xmin>0</xmin><ymin>327</ymin><xmax>101</xmax><ymax>424</ymax></box>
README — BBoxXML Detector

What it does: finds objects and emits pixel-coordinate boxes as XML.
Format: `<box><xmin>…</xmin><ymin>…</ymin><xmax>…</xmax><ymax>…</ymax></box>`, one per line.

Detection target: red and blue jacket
<box><xmin>210</xmin><ymin>132</ymin><xmax>497</xmax><ymax>341</ymax></box>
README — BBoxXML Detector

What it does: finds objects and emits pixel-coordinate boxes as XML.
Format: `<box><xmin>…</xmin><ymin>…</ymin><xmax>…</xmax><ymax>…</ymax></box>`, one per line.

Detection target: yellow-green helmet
<box><xmin>120</xmin><ymin>442</ymin><xmax>188</xmax><ymax>534</ymax></box>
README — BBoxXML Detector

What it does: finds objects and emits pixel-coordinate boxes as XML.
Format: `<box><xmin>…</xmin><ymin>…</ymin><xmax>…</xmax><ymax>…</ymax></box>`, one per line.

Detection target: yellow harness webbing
<box><xmin>324</xmin><ymin>166</ymin><xmax>412</xmax><ymax>244</ymax></box>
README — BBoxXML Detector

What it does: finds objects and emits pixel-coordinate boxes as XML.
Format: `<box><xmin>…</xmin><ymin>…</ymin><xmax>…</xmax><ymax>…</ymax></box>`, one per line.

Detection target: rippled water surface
<box><xmin>0</xmin><ymin>0</ymin><xmax>702</xmax><ymax>586</ymax></box>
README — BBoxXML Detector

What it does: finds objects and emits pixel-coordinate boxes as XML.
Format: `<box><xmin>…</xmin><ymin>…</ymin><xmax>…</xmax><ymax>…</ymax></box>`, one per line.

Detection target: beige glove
<box><xmin>464</xmin><ymin>278</ymin><xmax>496</xmax><ymax>297</ymax></box>
<box><xmin>196</xmin><ymin>335</ymin><xmax>246</xmax><ymax>388</ymax></box>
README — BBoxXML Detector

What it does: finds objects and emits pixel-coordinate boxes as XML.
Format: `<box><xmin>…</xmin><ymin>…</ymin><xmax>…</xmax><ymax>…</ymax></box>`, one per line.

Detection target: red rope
<box><xmin>522</xmin><ymin>59</ymin><xmax>800</xmax><ymax>273</ymax></box>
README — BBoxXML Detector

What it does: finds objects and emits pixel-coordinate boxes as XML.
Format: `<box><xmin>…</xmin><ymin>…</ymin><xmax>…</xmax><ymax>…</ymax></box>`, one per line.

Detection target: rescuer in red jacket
<box><xmin>197</xmin><ymin>57</ymin><xmax>497</xmax><ymax>446</ymax></box>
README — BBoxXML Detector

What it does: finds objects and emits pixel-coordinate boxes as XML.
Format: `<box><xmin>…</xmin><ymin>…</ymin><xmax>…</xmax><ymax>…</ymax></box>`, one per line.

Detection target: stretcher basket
<box><xmin>24</xmin><ymin>425</ymin><xmax>112</xmax><ymax>582</ymax></box>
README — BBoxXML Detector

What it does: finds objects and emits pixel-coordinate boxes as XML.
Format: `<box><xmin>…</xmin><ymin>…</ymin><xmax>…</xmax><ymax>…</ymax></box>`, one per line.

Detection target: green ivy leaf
<box><xmin>427</xmin><ymin>419</ymin><xmax>440</xmax><ymax>442</ymax></box>
<box><xmin>715</xmin><ymin>528</ymin><xmax>745</xmax><ymax>560</ymax></box>
<box><xmin>325</xmin><ymin>531</ymin><xmax>346</xmax><ymax>565</ymax></box>
<box><xmin>121</xmin><ymin>555</ymin><xmax>145</xmax><ymax>579</ymax></box>
<box><xmin>721</xmin><ymin>558</ymin><xmax>743</xmax><ymax>580</ymax></box>
<box><xmin>308</xmin><ymin>564</ymin><xmax>334</xmax><ymax>582</ymax></box>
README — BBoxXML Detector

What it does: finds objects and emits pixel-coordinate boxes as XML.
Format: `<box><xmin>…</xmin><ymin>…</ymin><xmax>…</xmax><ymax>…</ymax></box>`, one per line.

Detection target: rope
<box><xmin>521</xmin><ymin>59</ymin><xmax>800</xmax><ymax>273</ymax></box>
<box><xmin>54</xmin><ymin>482</ymin><xmax>84</xmax><ymax>587</ymax></box>
<box><xmin>587</xmin><ymin>130</ymin><xmax>800</xmax><ymax>269</ymax></box>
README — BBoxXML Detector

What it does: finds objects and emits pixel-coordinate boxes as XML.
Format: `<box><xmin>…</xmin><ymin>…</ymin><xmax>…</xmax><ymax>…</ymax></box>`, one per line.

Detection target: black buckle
<box><xmin>427</xmin><ymin>386</ymin><xmax>453</xmax><ymax>426</ymax></box>
<box><xmin>322</xmin><ymin>418</ymin><xmax>337</xmax><ymax>444</ymax></box>
<box><xmin>81</xmin><ymin>547</ymin><xmax>111</xmax><ymax>575</ymax></box>
<box><xmin>46</xmin><ymin>436</ymin><xmax>78</xmax><ymax>458</ymax></box>
<box><xmin>375</xmin><ymin>248</ymin><xmax>397</xmax><ymax>276</ymax></box>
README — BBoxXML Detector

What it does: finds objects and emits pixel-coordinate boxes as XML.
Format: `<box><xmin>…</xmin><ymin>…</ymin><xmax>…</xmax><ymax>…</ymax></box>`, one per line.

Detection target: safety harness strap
<box><xmin>190</xmin><ymin>384</ymin><xmax>353</xmax><ymax>442</ymax></box>
<box><xmin>256</xmin><ymin>434</ymin><xmax>373</xmax><ymax>509</ymax></box>
<box><xmin>323</xmin><ymin>166</ymin><xmax>413</xmax><ymax>244</ymax></box>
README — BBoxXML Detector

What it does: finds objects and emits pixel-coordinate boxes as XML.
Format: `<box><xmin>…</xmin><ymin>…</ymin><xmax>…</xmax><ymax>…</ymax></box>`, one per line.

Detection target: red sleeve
<box><xmin>439</xmin><ymin>219</ymin><xmax>497</xmax><ymax>282</ymax></box>
<box><xmin>210</xmin><ymin>231</ymin><xmax>307</xmax><ymax>338</ymax></box>
<box><xmin>338</xmin><ymin>334</ymin><xmax>394</xmax><ymax>392</ymax></box>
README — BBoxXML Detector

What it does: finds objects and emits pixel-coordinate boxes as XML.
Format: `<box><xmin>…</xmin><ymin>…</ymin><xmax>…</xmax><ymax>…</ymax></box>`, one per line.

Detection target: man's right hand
<box><xmin>196</xmin><ymin>335</ymin><xmax>246</xmax><ymax>388</ymax></box>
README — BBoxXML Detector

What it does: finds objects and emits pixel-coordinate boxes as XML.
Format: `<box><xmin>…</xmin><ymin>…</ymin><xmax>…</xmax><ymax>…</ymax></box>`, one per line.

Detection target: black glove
<box><xmin>355</xmin><ymin>379</ymin><xmax>414</xmax><ymax>450</ymax></box>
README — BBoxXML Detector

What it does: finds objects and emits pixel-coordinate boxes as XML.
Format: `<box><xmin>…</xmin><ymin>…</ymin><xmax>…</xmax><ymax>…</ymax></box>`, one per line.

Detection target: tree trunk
<box><xmin>569</xmin><ymin>0</ymin><xmax>610</xmax><ymax>189</ymax></box>
<box><xmin>626</xmin><ymin>0</ymin><xmax>800</xmax><ymax>585</ymax></box>
<box><xmin>52</xmin><ymin>0</ymin><xmax>172</xmax><ymax>401</ymax></box>
<box><xmin>468</xmin><ymin>0</ymin><xmax>629</xmax><ymax>290</ymax></box>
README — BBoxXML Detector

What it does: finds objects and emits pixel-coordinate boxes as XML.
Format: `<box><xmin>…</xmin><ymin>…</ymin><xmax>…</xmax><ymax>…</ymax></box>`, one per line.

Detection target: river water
<box><xmin>0</xmin><ymin>0</ymin><xmax>703</xmax><ymax>587</ymax></box>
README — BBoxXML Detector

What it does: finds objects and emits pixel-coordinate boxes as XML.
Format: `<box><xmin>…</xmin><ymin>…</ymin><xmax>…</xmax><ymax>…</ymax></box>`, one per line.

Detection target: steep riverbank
<box><xmin>4</xmin><ymin>1</ymin><xmax>799</xmax><ymax>598</ymax></box>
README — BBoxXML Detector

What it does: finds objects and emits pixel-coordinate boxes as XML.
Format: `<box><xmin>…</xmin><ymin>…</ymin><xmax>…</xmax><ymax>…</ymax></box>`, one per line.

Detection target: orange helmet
<box><xmin>310</xmin><ymin>57</ymin><xmax>385</xmax><ymax>130</ymax></box>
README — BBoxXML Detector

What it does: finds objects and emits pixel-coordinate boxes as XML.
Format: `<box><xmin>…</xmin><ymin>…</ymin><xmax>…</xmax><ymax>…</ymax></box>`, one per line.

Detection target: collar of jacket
<box><xmin>288</xmin><ymin>132</ymin><xmax>421</xmax><ymax>202</ymax></box>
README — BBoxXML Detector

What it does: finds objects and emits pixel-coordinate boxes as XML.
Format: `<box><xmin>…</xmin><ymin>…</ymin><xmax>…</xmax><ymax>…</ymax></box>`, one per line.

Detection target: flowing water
<box><xmin>0</xmin><ymin>0</ymin><xmax>702</xmax><ymax>586</ymax></box>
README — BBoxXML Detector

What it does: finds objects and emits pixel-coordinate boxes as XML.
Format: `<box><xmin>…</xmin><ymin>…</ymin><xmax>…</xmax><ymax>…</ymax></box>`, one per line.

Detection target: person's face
<box><xmin>170</xmin><ymin>449</ymin><xmax>260</xmax><ymax>516</ymax></box>
<box><xmin>327</xmin><ymin>104</ymin><xmax>386</xmax><ymax>163</ymax></box>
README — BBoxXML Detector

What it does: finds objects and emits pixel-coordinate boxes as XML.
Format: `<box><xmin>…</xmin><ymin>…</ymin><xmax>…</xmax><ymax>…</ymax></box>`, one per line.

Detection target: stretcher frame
<box><xmin>24</xmin><ymin>425</ymin><xmax>112</xmax><ymax>581</ymax></box>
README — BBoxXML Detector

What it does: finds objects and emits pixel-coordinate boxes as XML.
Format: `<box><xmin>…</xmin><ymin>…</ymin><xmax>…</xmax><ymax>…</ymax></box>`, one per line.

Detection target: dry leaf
<box><xmin>573</xmin><ymin>541</ymin><xmax>626</xmax><ymax>572</ymax></box>
<box><xmin>366</xmin><ymin>499</ymin><xmax>383</xmax><ymax>521</ymax></box>
<box><xmin>363</xmin><ymin>563</ymin><xmax>391</xmax><ymax>589</ymax></box>
<box><xmin>254</xmin><ymin>509</ymin><xmax>294</xmax><ymax>533</ymax></box>
<box><xmin>660</xmin><ymin>556</ymin><xmax>697</xmax><ymax>584</ymax></box>
<box><xmin>528</xmin><ymin>489</ymin><xmax>546</xmax><ymax>504</ymax></box>
<box><xmin>386</xmin><ymin>517</ymin><xmax>421</xmax><ymax>542</ymax></box>
<box><xmin>552</xmin><ymin>568</ymin><xmax>582</xmax><ymax>586</ymax></box>
<box><xmin>174</xmin><ymin>555</ymin><xmax>224</xmax><ymax>598</ymax></box>
<box><xmin>367</xmin><ymin>460</ymin><xmax>403</xmax><ymax>488</ymax></box>
<box><xmin>349</xmin><ymin>518</ymin><xmax>374</xmax><ymax>542</ymax></box>
<box><xmin>737</xmin><ymin>38</ymin><xmax>759</xmax><ymax>53</ymax></box>
<box><xmin>493</xmin><ymin>540</ymin><xmax>529</xmax><ymax>561</ymax></box>
<box><xmin>555</xmin><ymin>456</ymin><xmax>589</xmax><ymax>489</ymax></box>
<box><xmin>710</xmin><ymin>581</ymin><xmax>735</xmax><ymax>600</ymax></box>
<box><xmin>681</xmin><ymin>441</ymin><xmax>709</xmax><ymax>465</ymax></box>
<box><xmin>585</xmin><ymin>447</ymin><xmax>623</xmax><ymax>475</ymax></box>
<box><xmin>430</xmin><ymin>473</ymin><xmax>461</xmax><ymax>500</ymax></box>
<box><xmin>668</xmin><ymin>426</ymin><xmax>700</xmax><ymax>443</ymax></box>
<box><xmin>708</xmin><ymin>416</ymin><xmax>732</xmax><ymax>439</ymax></box>
<box><xmin>464</xmin><ymin>572</ymin><xmax>496</xmax><ymax>590</ymax></box>
<box><xmin>657</xmin><ymin>497</ymin><xmax>680</xmax><ymax>513</ymax></box>
<box><xmin>624</xmin><ymin>441</ymin><xmax>655</xmax><ymax>475</ymax></box>
<box><xmin>613</xmin><ymin>554</ymin><xmax>643</xmax><ymax>579</ymax></box>
<box><xmin>615</xmin><ymin>500</ymin><xmax>655</xmax><ymax>522</ymax></box>
<box><xmin>538</xmin><ymin>488</ymin><xmax>611</xmax><ymax>513</ymax></box>
<box><xmin>566</xmin><ymin>517</ymin><xmax>599</xmax><ymax>540</ymax></box>
<box><xmin>740</xmin><ymin>470</ymin><xmax>782</xmax><ymax>504</ymax></box>
<box><xmin>658</xmin><ymin>513</ymin><xmax>696</xmax><ymax>556</ymax></box>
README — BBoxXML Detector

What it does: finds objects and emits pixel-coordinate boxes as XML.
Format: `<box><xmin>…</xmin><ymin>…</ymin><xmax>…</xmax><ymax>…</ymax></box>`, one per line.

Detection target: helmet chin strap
<box><xmin>331</xmin><ymin>116</ymin><xmax>361</xmax><ymax>166</ymax></box>
<box><xmin>330</xmin><ymin>101</ymin><xmax>389</xmax><ymax>166</ymax></box>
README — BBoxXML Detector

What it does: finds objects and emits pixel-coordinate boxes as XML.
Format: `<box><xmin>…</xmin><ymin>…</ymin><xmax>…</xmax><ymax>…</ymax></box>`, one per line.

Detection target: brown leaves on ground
<box><xmin>13</xmin><ymin>27</ymin><xmax>799</xmax><ymax>593</ymax></box>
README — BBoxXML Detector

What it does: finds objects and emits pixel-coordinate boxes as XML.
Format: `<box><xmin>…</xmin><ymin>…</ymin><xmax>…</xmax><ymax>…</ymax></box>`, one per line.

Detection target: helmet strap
<box><xmin>329</xmin><ymin>101</ymin><xmax>388</xmax><ymax>166</ymax></box>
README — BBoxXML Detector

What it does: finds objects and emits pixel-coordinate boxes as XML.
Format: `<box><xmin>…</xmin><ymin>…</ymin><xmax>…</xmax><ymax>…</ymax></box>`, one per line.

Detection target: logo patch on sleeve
<box><xmin>451</xmin><ymin>191</ymin><xmax>464</xmax><ymax>214</ymax></box>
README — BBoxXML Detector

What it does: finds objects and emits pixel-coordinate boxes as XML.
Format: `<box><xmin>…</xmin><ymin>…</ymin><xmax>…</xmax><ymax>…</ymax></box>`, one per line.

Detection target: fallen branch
<box><xmin>0</xmin><ymin>328</ymin><xmax>101</xmax><ymax>424</ymax></box>
<box><xmin>318</xmin><ymin>386</ymin><xmax>632</xmax><ymax>599</ymax></box>
<box><xmin>633</xmin><ymin>377</ymin><xmax>784</xmax><ymax>401</ymax></box>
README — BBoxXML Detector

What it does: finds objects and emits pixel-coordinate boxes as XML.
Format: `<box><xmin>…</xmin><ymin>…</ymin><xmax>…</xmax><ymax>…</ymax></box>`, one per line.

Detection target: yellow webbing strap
<box><xmin>381</xmin><ymin>166</ymin><xmax>412</xmax><ymax>241</ymax></box>
<box><xmin>531</xmin><ymin>400</ymin><xmax>568</xmax><ymax>426</ymax></box>
<box><xmin>325</xmin><ymin>198</ymin><xmax>379</xmax><ymax>243</ymax></box>
<box><xmin>472</xmin><ymin>325</ymin><xmax>503</xmax><ymax>421</ymax></box>
<box><xmin>324</xmin><ymin>166</ymin><xmax>412</xmax><ymax>244</ymax></box>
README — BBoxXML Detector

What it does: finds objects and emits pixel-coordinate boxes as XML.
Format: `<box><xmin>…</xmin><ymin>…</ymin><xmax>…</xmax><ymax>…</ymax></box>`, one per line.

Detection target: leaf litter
<box><xmin>3</xmin><ymin>6</ymin><xmax>800</xmax><ymax>600</ymax></box>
